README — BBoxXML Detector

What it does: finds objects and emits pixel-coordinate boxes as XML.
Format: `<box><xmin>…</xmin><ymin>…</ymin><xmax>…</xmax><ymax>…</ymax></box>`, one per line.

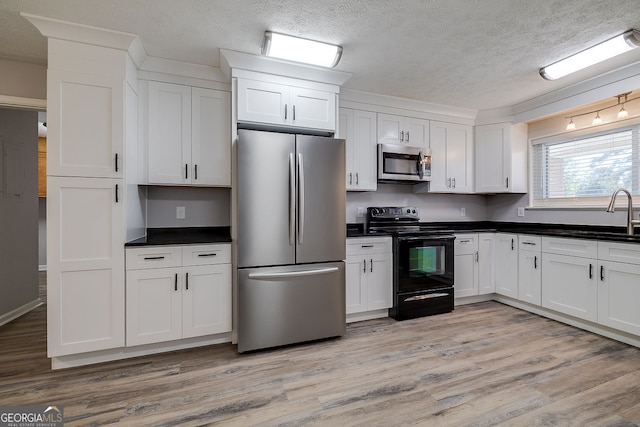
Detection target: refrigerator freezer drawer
<box><xmin>238</xmin><ymin>262</ymin><xmax>346</xmax><ymax>353</ymax></box>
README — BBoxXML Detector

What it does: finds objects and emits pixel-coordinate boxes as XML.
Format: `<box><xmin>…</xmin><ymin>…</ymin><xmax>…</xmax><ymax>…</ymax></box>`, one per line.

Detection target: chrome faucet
<box><xmin>606</xmin><ymin>188</ymin><xmax>640</xmax><ymax>235</ymax></box>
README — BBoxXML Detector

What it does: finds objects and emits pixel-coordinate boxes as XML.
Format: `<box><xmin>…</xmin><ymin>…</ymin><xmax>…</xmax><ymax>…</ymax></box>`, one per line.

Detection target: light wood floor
<box><xmin>1</xmin><ymin>274</ymin><xmax>640</xmax><ymax>426</ymax></box>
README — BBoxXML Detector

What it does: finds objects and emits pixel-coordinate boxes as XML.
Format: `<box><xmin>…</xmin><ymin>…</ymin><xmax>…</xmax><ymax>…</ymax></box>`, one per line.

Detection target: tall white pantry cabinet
<box><xmin>46</xmin><ymin>39</ymin><xmax>141</xmax><ymax>358</ymax></box>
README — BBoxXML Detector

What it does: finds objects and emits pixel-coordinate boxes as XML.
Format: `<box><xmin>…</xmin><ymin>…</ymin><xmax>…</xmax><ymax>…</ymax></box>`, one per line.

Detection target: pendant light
<box><xmin>592</xmin><ymin>112</ymin><xmax>602</xmax><ymax>125</ymax></box>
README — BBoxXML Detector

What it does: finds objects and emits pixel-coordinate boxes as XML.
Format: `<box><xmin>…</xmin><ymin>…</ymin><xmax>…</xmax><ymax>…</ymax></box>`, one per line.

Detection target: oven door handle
<box><xmin>396</xmin><ymin>235</ymin><xmax>454</xmax><ymax>242</ymax></box>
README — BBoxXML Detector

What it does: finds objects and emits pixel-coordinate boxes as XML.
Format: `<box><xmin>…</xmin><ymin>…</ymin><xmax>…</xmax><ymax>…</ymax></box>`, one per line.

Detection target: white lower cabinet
<box><xmin>478</xmin><ymin>233</ymin><xmax>495</xmax><ymax>294</ymax></box>
<box><xmin>494</xmin><ymin>233</ymin><xmax>518</xmax><ymax>298</ymax></box>
<box><xmin>454</xmin><ymin>234</ymin><xmax>479</xmax><ymax>298</ymax></box>
<box><xmin>541</xmin><ymin>238</ymin><xmax>598</xmax><ymax>322</ymax></box>
<box><xmin>125</xmin><ymin>244</ymin><xmax>231</xmax><ymax>346</ymax></box>
<box><xmin>597</xmin><ymin>241</ymin><xmax>640</xmax><ymax>336</ymax></box>
<box><xmin>517</xmin><ymin>235</ymin><xmax>541</xmax><ymax>305</ymax></box>
<box><xmin>346</xmin><ymin>237</ymin><xmax>392</xmax><ymax>319</ymax></box>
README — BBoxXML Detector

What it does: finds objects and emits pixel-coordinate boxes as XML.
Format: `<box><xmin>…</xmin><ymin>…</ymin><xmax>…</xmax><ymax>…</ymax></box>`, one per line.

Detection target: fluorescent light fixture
<box><xmin>540</xmin><ymin>30</ymin><xmax>640</xmax><ymax>80</ymax></box>
<box><xmin>262</xmin><ymin>31</ymin><xmax>342</xmax><ymax>68</ymax></box>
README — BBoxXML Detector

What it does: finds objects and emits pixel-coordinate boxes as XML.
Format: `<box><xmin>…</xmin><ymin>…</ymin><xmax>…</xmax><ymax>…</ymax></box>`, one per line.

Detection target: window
<box><xmin>531</xmin><ymin>123</ymin><xmax>640</xmax><ymax>207</ymax></box>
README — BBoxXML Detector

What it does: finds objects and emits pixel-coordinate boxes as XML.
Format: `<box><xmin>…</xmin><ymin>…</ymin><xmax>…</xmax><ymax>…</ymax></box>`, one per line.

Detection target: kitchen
<box><xmin>2</xmin><ymin>0</ymin><xmax>640</xmax><ymax>424</ymax></box>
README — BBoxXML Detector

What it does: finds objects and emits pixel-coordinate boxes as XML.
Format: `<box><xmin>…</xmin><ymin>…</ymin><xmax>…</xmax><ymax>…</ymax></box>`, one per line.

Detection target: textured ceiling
<box><xmin>2</xmin><ymin>0</ymin><xmax>640</xmax><ymax>112</ymax></box>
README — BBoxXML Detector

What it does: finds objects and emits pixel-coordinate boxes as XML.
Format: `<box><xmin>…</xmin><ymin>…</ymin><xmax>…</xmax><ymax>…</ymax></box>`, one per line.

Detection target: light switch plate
<box><xmin>517</xmin><ymin>207</ymin><xmax>525</xmax><ymax>217</ymax></box>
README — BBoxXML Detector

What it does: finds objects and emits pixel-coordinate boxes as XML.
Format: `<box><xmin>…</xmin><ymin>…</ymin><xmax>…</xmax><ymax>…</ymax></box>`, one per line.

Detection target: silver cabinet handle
<box><xmin>298</xmin><ymin>153</ymin><xmax>305</xmax><ymax>245</ymax></box>
<box><xmin>475</xmin><ymin>252</ymin><xmax>479</xmax><ymax>262</ymax></box>
<box><xmin>185</xmin><ymin>272</ymin><xmax>189</xmax><ymax>290</ymax></box>
<box><xmin>400</xmin><ymin>130</ymin><xmax>404</xmax><ymax>142</ymax></box>
<box><xmin>522</xmin><ymin>241</ymin><xmax>536</xmax><ymax>246</ymax></box>
<box><xmin>194</xmin><ymin>164</ymin><xmax>198</xmax><ymax>180</ymax></box>
<box><xmin>458</xmin><ymin>239</ymin><xmax>471</xmax><ymax>243</ymax></box>
<box><xmin>115</xmin><ymin>153</ymin><xmax>119</xmax><ymax>172</ymax></box>
<box><xmin>406</xmin><ymin>131</ymin><xmax>410</xmax><ymax>142</ymax></box>
<box><xmin>511</xmin><ymin>238</ymin><xmax>514</xmax><ymax>250</ymax></box>
<box><xmin>289</xmin><ymin>153</ymin><xmax>295</xmax><ymax>246</ymax></box>
<box><xmin>506</xmin><ymin>177</ymin><xmax>509</xmax><ymax>189</ymax></box>
<box><xmin>293</xmin><ymin>104</ymin><xmax>296</xmax><ymax>121</ymax></box>
<box><xmin>452</xmin><ymin>177</ymin><xmax>456</xmax><ymax>188</ymax></box>
<box><xmin>361</xmin><ymin>245</ymin><xmax>374</xmax><ymax>248</ymax></box>
<box><xmin>249</xmin><ymin>267</ymin><xmax>339</xmax><ymax>280</ymax></box>
<box><xmin>115</xmin><ymin>184</ymin><xmax>119</xmax><ymax>203</ymax></box>
<box><xmin>349</xmin><ymin>172</ymin><xmax>352</xmax><ymax>185</ymax></box>
<box><xmin>284</xmin><ymin>104</ymin><xmax>288</xmax><ymax>120</ymax></box>
<box><xmin>174</xmin><ymin>273</ymin><xmax>178</xmax><ymax>291</ymax></box>
<box><xmin>197</xmin><ymin>253</ymin><xmax>217</xmax><ymax>257</ymax></box>
<box><xmin>447</xmin><ymin>178</ymin><xmax>451</xmax><ymax>188</ymax></box>
<box><xmin>143</xmin><ymin>256</ymin><xmax>165</xmax><ymax>260</ymax></box>
<box><xmin>363</xmin><ymin>259</ymin><xmax>366</xmax><ymax>273</ymax></box>
<box><xmin>589</xmin><ymin>263</ymin><xmax>593</xmax><ymax>279</ymax></box>
<box><xmin>185</xmin><ymin>164</ymin><xmax>188</xmax><ymax>180</ymax></box>
<box><xmin>534</xmin><ymin>256</ymin><xmax>538</xmax><ymax>269</ymax></box>
<box><xmin>355</xmin><ymin>172</ymin><xmax>359</xmax><ymax>185</ymax></box>
<box><xmin>370</xmin><ymin>258</ymin><xmax>373</xmax><ymax>273</ymax></box>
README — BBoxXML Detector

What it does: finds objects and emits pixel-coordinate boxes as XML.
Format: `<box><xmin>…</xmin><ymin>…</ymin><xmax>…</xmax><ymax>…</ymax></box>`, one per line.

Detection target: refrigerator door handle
<box><xmin>298</xmin><ymin>152</ymin><xmax>305</xmax><ymax>245</ymax></box>
<box><xmin>248</xmin><ymin>267</ymin><xmax>339</xmax><ymax>280</ymax></box>
<box><xmin>289</xmin><ymin>153</ymin><xmax>295</xmax><ymax>246</ymax></box>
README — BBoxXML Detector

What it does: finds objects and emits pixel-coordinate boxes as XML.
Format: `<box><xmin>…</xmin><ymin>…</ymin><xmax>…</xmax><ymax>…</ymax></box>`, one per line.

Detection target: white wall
<box><xmin>146</xmin><ymin>186</ymin><xmax>230</xmax><ymax>228</ymax></box>
<box><xmin>0</xmin><ymin>59</ymin><xmax>46</xmax><ymax>100</ymax></box>
<box><xmin>346</xmin><ymin>184</ymin><xmax>487</xmax><ymax>224</ymax></box>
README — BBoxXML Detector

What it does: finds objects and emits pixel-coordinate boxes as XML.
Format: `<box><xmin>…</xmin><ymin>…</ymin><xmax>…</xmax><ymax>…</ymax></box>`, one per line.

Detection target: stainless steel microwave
<box><xmin>378</xmin><ymin>144</ymin><xmax>432</xmax><ymax>183</ymax></box>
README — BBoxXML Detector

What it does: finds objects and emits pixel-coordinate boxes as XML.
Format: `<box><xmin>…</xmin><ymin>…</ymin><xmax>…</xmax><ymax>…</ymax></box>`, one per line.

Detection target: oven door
<box><xmin>396</xmin><ymin>235</ymin><xmax>454</xmax><ymax>293</ymax></box>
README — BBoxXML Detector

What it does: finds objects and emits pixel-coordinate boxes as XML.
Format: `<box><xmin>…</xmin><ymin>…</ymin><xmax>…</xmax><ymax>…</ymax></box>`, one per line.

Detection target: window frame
<box><xmin>529</xmin><ymin>117</ymin><xmax>640</xmax><ymax>208</ymax></box>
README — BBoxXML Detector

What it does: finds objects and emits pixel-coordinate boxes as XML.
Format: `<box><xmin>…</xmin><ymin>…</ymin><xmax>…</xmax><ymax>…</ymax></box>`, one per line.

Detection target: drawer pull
<box><xmin>197</xmin><ymin>253</ymin><xmax>217</xmax><ymax>257</ymax></box>
<box><xmin>144</xmin><ymin>256</ymin><xmax>165</xmax><ymax>260</ymax></box>
<box><xmin>405</xmin><ymin>293</ymin><xmax>449</xmax><ymax>302</ymax></box>
<box><xmin>522</xmin><ymin>241</ymin><xmax>537</xmax><ymax>245</ymax></box>
<box><xmin>361</xmin><ymin>245</ymin><xmax>374</xmax><ymax>248</ymax></box>
<box><xmin>458</xmin><ymin>239</ymin><xmax>471</xmax><ymax>243</ymax></box>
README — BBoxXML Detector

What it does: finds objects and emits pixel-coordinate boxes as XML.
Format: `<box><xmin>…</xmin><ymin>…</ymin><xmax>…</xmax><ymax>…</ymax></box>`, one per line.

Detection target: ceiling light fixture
<box><xmin>564</xmin><ymin>92</ymin><xmax>637</xmax><ymax>130</ymax></box>
<box><xmin>540</xmin><ymin>29</ymin><xmax>640</xmax><ymax>80</ymax></box>
<box><xmin>261</xmin><ymin>31</ymin><xmax>343</xmax><ymax>68</ymax></box>
<box><xmin>592</xmin><ymin>111</ymin><xmax>602</xmax><ymax>125</ymax></box>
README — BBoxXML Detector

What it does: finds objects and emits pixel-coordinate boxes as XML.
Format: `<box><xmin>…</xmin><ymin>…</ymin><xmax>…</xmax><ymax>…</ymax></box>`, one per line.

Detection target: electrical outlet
<box><xmin>460</xmin><ymin>207</ymin><xmax>466</xmax><ymax>217</ymax></box>
<box><xmin>176</xmin><ymin>206</ymin><xmax>186</xmax><ymax>219</ymax></box>
<box><xmin>517</xmin><ymin>207</ymin><xmax>525</xmax><ymax>217</ymax></box>
<box><xmin>357</xmin><ymin>207</ymin><xmax>365</xmax><ymax>218</ymax></box>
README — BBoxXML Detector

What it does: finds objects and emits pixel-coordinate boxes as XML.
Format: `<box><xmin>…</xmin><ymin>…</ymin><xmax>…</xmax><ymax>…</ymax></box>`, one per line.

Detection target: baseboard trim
<box><xmin>0</xmin><ymin>299</ymin><xmax>43</xmax><ymax>327</ymax></box>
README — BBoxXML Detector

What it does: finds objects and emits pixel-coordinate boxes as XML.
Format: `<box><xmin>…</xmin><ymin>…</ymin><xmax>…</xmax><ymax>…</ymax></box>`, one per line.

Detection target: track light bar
<box><xmin>540</xmin><ymin>30</ymin><xmax>640</xmax><ymax>80</ymax></box>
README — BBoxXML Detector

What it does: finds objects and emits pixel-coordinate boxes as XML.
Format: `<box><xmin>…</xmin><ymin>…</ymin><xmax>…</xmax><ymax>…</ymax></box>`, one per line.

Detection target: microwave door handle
<box><xmin>417</xmin><ymin>150</ymin><xmax>424</xmax><ymax>179</ymax></box>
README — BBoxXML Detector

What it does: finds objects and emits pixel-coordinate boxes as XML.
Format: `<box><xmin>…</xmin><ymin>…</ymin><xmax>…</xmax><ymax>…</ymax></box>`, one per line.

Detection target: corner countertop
<box><xmin>125</xmin><ymin>227</ymin><xmax>232</xmax><ymax>247</ymax></box>
<box><xmin>347</xmin><ymin>221</ymin><xmax>640</xmax><ymax>243</ymax></box>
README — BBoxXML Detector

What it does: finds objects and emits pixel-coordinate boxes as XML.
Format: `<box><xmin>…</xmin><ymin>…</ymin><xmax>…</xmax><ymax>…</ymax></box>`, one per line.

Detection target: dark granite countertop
<box><xmin>347</xmin><ymin>221</ymin><xmax>640</xmax><ymax>243</ymax></box>
<box><xmin>125</xmin><ymin>226</ymin><xmax>232</xmax><ymax>247</ymax></box>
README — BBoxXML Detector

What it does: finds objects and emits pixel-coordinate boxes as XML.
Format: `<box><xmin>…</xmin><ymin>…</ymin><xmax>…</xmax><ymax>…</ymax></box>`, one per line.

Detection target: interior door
<box><xmin>237</xmin><ymin>130</ymin><xmax>296</xmax><ymax>268</ymax></box>
<box><xmin>295</xmin><ymin>135</ymin><xmax>346</xmax><ymax>264</ymax></box>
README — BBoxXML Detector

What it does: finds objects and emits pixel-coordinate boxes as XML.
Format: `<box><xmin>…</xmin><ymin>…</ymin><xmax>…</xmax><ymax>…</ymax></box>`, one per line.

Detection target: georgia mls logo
<box><xmin>0</xmin><ymin>405</ymin><xmax>64</xmax><ymax>427</ymax></box>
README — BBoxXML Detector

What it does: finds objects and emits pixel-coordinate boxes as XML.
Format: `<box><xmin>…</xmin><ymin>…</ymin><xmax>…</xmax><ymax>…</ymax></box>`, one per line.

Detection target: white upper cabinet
<box><xmin>377</xmin><ymin>113</ymin><xmax>429</xmax><ymax>148</ymax></box>
<box><xmin>147</xmin><ymin>81</ymin><xmax>231</xmax><ymax>186</ymax></box>
<box><xmin>237</xmin><ymin>79</ymin><xmax>336</xmax><ymax>131</ymax></box>
<box><xmin>475</xmin><ymin>122</ymin><xmax>528</xmax><ymax>193</ymax></box>
<box><xmin>429</xmin><ymin>121</ymin><xmax>474</xmax><ymax>193</ymax></box>
<box><xmin>47</xmin><ymin>69</ymin><xmax>124</xmax><ymax>178</ymax></box>
<box><xmin>338</xmin><ymin>108</ymin><xmax>377</xmax><ymax>191</ymax></box>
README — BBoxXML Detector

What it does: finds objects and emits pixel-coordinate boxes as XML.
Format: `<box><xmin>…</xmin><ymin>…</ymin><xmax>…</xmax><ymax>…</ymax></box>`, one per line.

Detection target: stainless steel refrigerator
<box><xmin>236</xmin><ymin>129</ymin><xmax>346</xmax><ymax>353</ymax></box>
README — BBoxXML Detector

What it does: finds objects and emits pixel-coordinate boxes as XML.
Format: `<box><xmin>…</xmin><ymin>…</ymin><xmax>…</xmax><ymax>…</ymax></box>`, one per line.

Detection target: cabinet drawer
<box><xmin>182</xmin><ymin>244</ymin><xmax>231</xmax><ymax>266</ymax></box>
<box><xmin>542</xmin><ymin>237</ymin><xmax>597</xmax><ymax>258</ymax></box>
<box><xmin>519</xmin><ymin>235</ymin><xmax>541</xmax><ymax>252</ymax></box>
<box><xmin>454</xmin><ymin>234</ymin><xmax>478</xmax><ymax>254</ymax></box>
<box><xmin>347</xmin><ymin>237</ymin><xmax>392</xmax><ymax>256</ymax></box>
<box><xmin>598</xmin><ymin>241</ymin><xmax>640</xmax><ymax>264</ymax></box>
<box><xmin>126</xmin><ymin>246</ymin><xmax>182</xmax><ymax>270</ymax></box>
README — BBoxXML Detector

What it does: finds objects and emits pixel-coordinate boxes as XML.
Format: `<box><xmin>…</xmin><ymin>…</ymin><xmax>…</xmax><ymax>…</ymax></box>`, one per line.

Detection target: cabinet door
<box><xmin>47</xmin><ymin>177</ymin><xmax>124</xmax><ymax>356</ymax></box>
<box><xmin>366</xmin><ymin>253</ymin><xmax>393</xmax><ymax>310</ymax></box>
<box><xmin>191</xmin><ymin>88</ymin><xmax>231</xmax><ymax>186</ymax></box>
<box><xmin>454</xmin><ymin>234</ymin><xmax>479</xmax><ymax>297</ymax></box>
<box><xmin>345</xmin><ymin>256</ymin><xmax>367</xmax><ymax>314</ymax></box>
<box><xmin>377</xmin><ymin>113</ymin><xmax>403</xmax><ymax>145</ymax></box>
<box><xmin>341</xmin><ymin>109</ymin><xmax>377</xmax><ymax>191</ymax></box>
<box><xmin>518</xmin><ymin>250</ymin><xmax>541</xmax><ymax>305</ymax></box>
<box><xmin>494</xmin><ymin>234</ymin><xmax>518</xmax><ymax>298</ymax></box>
<box><xmin>237</xmin><ymin>79</ymin><xmax>288</xmax><ymax>125</ymax></box>
<box><xmin>455</xmin><ymin>252</ymin><xmax>478</xmax><ymax>298</ymax></box>
<box><xmin>405</xmin><ymin>117</ymin><xmax>430</xmax><ymax>149</ymax></box>
<box><xmin>598</xmin><ymin>261</ymin><xmax>640</xmax><ymax>336</ymax></box>
<box><xmin>478</xmin><ymin>234</ymin><xmax>495</xmax><ymax>294</ymax></box>
<box><xmin>541</xmin><ymin>253</ymin><xmax>597</xmax><ymax>322</ymax></box>
<box><xmin>445</xmin><ymin>123</ymin><xmax>473</xmax><ymax>193</ymax></box>
<box><xmin>183</xmin><ymin>264</ymin><xmax>232</xmax><ymax>338</ymax></box>
<box><xmin>429</xmin><ymin>122</ymin><xmax>473</xmax><ymax>193</ymax></box>
<box><xmin>475</xmin><ymin>123</ymin><xmax>509</xmax><ymax>193</ymax></box>
<box><xmin>148</xmin><ymin>81</ymin><xmax>191</xmax><ymax>185</ymax></box>
<box><xmin>290</xmin><ymin>87</ymin><xmax>336</xmax><ymax>131</ymax></box>
<box><xmin>126</xmin><ymin>267</ymin><xmax>182</xmax><ymax>346</ymax></box>
<box><xmin>47</xmin><ymin>69</ymin><xmax>123</xmax><ymax>178</ymax></box>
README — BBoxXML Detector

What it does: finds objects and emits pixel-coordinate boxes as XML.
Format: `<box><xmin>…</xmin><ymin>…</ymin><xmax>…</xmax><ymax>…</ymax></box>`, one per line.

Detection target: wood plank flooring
<box><xmin>1</xmin><ymin>273</ymin><xmax>639</xmax><ymax>426</ymax></box>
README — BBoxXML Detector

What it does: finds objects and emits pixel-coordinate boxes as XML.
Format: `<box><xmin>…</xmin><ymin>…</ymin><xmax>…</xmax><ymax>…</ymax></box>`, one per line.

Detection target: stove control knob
<box><xmin>412</xmin><ymin>209</ymin><xmax>416</xmax><ymax>214</ymax></box>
